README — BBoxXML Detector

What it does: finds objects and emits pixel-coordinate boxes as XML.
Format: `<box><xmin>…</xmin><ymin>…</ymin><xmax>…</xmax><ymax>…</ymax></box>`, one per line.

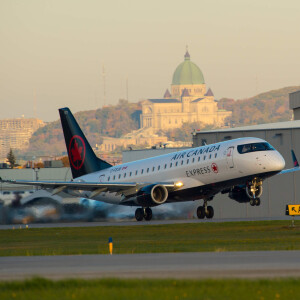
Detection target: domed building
<box><xmin>141</xmin><ymin>51</ymin><xmax>231</xmax><ymax>130</ymax></box>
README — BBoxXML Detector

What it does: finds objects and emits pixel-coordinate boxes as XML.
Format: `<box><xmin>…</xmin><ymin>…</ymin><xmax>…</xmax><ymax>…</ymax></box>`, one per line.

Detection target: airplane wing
<box><xmin>0</xmin><ymin>179</ymin><xmax>178</xmax><ymax>197</ymax></box>
<box><xmin>278</xmin><ymin>167</ymin><xmax>300</xmax><ymax>175</ymax></box>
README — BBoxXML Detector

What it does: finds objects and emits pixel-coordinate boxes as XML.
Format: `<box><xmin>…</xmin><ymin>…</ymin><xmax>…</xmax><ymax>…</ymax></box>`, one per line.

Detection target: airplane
<box><xmin>1</xmin><ymin>107</ymin><xmax>299</xmax><ymax>221</ymax></box>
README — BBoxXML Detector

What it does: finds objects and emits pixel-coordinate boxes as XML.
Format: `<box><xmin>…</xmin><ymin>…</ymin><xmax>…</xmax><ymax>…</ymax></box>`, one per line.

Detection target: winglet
<box><xmin>291</xmin><ymin>150</ymin><xmax>299</xmax><ymax>167</ymax></box>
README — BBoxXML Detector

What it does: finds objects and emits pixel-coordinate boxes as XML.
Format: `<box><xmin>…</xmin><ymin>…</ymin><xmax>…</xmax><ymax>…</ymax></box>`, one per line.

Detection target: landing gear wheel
<box><xmin>255</xmin><ymin>198</ymin><xmax>261</xmax><ymax>206</ymax></box>
<box><xmin>135</xmin><ymin>208</ymin><xmax>144</xmax><ymax>221</ymax></box>
<box><xmin>144</xmin><ymin>207</ymin><xmax>152</xmax><ymax>221</ymax></box>
<box><xmin>197</xmin><ymin>206</ymin><xmax>205</xmax><ymax>219</ymax></box>
<box><xmin>250</xmin><ymin>199</ymin><xmax>255</xmax><ymax>206</ymax></box>
<box><xmin>206</xmin><ymin>206</ymin><xmax>214</xmax><ymax>219</ymax></box>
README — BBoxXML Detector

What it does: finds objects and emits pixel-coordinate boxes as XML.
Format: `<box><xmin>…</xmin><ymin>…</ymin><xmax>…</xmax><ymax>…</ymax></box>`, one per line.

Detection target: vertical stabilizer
<box><xmin>59</xmin><ymin>107</ymin><xmax>112</xmax><ymax>178</ymax></box>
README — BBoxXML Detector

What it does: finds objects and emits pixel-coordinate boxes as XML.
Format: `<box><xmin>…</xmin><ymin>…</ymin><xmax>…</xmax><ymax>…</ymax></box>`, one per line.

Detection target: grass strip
<box><xmin>0</xmin><ymin>277</ymin><xmax>300</xmax><ymax>300</ymax></box>
<box><xmin>0</xmin><ymin>221</ymin><xmax>300</xmax><ymax>256</ymax></box>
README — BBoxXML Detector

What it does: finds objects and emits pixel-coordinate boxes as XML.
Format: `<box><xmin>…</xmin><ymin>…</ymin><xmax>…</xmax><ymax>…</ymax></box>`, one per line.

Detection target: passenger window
<box><xmin>130</xmin><ymin>172</ymin><xmax>132</xmax><ymax>176</ymax></box>
<box><xmin>170</xmin><ymin>163</ymin><xmax>172</xmax><ymax>168</ymax></box>
<box><xmin>124</xmin><ymin>173</ymin><xmax>126</xmax><ymax>178</ymax></box>
<box><xmin>187</xmin><ymin>159</ymin><xmax>189</xmax><ymax>164</ymax></box>
<box><xmin>192</xmin><ymin>158</ymin><xmax>195</xmax><ymax>163</ymax></box>
<box><xmin>118</xmin><ymin>174</ymin><xmax>121</xmax><ymax>179</ymax></box>
<box><xmin>108</xmin><ymin>176</ymin><xmax>110</xmax><ymax>181</ymax></box>
<box><xmin>181</xmin><ymin>160</ymin><xmax>184</xmax><ymax>165</ymax></box>
<box><xmin>209</xmin><ymin>154</ymin><xmax>211</xmax><ymax>159</ymax></box>
<box><xmin>175</xmin><ymin>162</ymin><xmax>178</xmax><ymax>167</ymax></box>
<box><xmin>113</xmin><ymin>175</ymin><xmax>116</xmax><ymax>180</ymax></box>
<box><xmin>158</xmin><ymin>165</ymin><xmax>160</xmax><ymax>171</ymax></box>
<box><xmin>198</xmin><ymin>157</ymin><xmax>201</xmax><ymax>162</ymax></box>
<box><xmin>152</xmin><ymin>166</ymin><xmax>155</xmax><ymax>172</ymax></box>
<box><xmin>203</xmin><ymin>156</ymin><xmax>206</xmax><ymax>160</ymax></box>
<box><xmin>215</xmin><ymin>153</ymin><xmax>217</xmax><ymax>158</ymax></box>
<box><xmin>141</xmin><ymin>169</ymin><xmax>144</xmax><ymax>174</ymax></box>
<box><xmin>135</xmin><ymin>170</ymin><xmax>138</xmax><ymax>175</ymax></box>
<box><xmin>164</xmin><ymin>164</ymin><xmax>167</xmax><ymax>169</ymax></box>
<box><xmin>147</xmin><ymin>168</ymin><xmax>149</xmax><ymax>173</ymax></box>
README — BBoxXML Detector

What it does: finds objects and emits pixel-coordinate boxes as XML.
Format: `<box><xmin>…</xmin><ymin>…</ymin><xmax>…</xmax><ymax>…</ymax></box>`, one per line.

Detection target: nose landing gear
<box><xmin>135</xmin><ymin>207</ymin><xmax>153</xmax><ymax>221</ymax></box>
<box><xmin>250</xmin><ymin>198</ymin><xmax>261</xmax><ymax>206</ymax></box>
<box><xmin>197</xmin><ymin>199</ymin><xmax>214</xmax><ymax>219</ymax></box>
<box><xmin>247</xmin><ymin>177</ymin><xmax>262</xmax><ymax>207</ymax></box>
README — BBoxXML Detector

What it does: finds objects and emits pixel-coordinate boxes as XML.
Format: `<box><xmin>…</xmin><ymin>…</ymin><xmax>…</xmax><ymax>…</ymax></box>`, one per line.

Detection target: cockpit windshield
<box><xmin>237</xmin><ymin>142</ymin><xmax>275</xmax><ymax>154</ymax></box>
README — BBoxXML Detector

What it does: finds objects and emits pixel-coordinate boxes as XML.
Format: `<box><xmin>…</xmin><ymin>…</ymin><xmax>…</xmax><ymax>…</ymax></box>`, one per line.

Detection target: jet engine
<box><xmin>136</xmin><ymin>184</ymin><xmax>168</xmax><ymax>207</ymax></box>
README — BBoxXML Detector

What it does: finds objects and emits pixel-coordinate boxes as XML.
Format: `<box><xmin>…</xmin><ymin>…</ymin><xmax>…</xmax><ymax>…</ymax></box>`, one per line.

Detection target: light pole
<box><xmin>32</xmin><ymin>167</ymin><xmax>40</xmax><ymax>190</ymax></box>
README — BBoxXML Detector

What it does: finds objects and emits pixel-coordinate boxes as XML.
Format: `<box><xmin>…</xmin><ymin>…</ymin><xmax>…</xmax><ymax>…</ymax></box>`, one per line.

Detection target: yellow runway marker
<box><xmin>108</xmin><ymin>237</ymin><xmax>113</xmax><ymax>255</ymax></box>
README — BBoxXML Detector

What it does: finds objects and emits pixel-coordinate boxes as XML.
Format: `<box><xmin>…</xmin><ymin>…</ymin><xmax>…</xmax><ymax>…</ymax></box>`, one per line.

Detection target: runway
<box><xmin>0</xmin><ymin>216</ymin><xmax>291</xmax><ymax>230</ymax></box>
<box><xmin>1</xmin><ymin>251</ymin><xmax>300</xmax><ymax>280</ymax></box>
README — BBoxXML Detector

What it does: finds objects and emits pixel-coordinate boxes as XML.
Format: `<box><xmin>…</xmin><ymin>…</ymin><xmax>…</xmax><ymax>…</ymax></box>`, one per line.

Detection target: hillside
<box><xmin>218</xmin><ymin>86</ymin><xmax>300</xmax><ymax>127</ymax></box>
<box><xmin>25</xmin><ymin>100</ymin><xmax>141</xmax><ymax>156</ymax></box>
<box><xmin>22</xmin><ymin>86</ymin><xmax>300</xmax><ymax>157</ymax></box>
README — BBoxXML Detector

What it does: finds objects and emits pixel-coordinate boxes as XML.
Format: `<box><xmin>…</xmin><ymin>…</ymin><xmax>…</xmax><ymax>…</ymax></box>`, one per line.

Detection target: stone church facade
<box><xmin>141</xmin><ymin>51</ymin><xmax>232</xmax><ymax>131</ymax></box>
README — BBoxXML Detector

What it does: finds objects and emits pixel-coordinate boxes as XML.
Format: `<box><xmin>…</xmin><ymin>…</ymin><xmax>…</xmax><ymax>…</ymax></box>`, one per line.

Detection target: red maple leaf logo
<box><xmin>69</xmin><ymin>136</ymin><xmax>86</xmax><ymax>170</ymax></box>
<box><xmin>211</xmin><ymin>163</ymin><xmax>218</xmax><ymax>173</ymax></box>
<box><xmin>71</xmin><ymin>140</ymin><xmax>83</xmax><ymax>162</ymax></box>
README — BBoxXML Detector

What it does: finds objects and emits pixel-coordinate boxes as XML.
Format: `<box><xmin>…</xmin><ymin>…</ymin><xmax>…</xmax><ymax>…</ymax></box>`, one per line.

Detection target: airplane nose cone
<box><xmin>274</xmin><ymin>153</ymin><xmax>285</xmax><ymax>171</ymax></box>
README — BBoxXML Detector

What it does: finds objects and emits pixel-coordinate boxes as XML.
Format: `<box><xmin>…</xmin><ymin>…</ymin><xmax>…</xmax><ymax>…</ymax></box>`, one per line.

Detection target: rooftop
<box><xmin>172</xmin><ymin>51</ymin><xmax>205</xmax><ymax>85</ymax></box>
<box><xmin>148</xmin><ymin>99</ymin><xmax>181</xmax><ymax>103</ymax></box>
<box><xmin>198</xmin><ymin>120</ymin><xmax>300</xmax><ymax>133</ymax></box>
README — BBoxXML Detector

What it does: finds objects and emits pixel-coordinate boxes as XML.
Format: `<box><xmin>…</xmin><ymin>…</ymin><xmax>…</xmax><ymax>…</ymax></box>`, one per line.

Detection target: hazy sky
<box><xmin>1</xmin><ymin>0</ymin><xmax>300</xmax><ymax>121</ymax></box>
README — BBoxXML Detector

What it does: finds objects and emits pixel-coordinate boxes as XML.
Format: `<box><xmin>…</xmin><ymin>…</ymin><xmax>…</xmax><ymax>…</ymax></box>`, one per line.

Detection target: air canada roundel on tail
<box><xmin>69</xmin><ymin>135</ymin><xmax>86</xmax><ymax>170</ymax></box>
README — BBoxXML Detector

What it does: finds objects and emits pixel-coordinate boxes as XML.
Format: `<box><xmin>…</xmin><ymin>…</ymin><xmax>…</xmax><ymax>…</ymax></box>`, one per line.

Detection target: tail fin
<box><xmin>59</xmin><ymin>107</ymin><xmax>112</xmax><ymax>178</ymax></box>
<box><xmin>291</xmin><ymin>150</ymin><xmax>299</xmax><ymax>167</ymax></box>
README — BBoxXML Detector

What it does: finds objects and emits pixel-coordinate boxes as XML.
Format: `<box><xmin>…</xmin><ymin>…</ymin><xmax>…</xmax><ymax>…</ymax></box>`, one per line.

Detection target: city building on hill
<box><xmin>140</xmin><ymin>50</ymin><xmax>232</xmax><ymax>131</ymax></box>
<box><xmin>99</xmin><ymin>128</ymin><xmax>169</xmax><ymax>152</ymax></box>
<box><xmin>0</xmin><ymin>117</ymin><xmax>45</xmax><ymax>161</ymax></box>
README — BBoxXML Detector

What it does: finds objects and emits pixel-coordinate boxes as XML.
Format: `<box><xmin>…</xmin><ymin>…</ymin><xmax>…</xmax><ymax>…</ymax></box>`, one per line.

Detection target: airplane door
<box><xmin>226</xmin><ymin>146</ymin><xmax>234</xmax><ymax>168</ymax></box>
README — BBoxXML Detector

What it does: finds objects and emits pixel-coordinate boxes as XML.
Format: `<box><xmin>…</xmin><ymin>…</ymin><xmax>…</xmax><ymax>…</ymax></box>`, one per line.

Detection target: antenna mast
<box><xmin>33</xmin><ymin>89</ymin><xmax>37</xmax><ymax>118</ymax></box>
<box><xmin>102</xmin><ymin>64</ymin><xmax>106</xmax><ymax>107</ymax></box>
<box><xmin>126</xmin><ymin>77</ymin><xmax>129</xmax><ymax>101</ymax></box>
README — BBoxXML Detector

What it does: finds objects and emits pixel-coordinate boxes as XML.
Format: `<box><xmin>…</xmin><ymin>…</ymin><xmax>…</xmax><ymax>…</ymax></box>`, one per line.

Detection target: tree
<box><xmin>7</xmin><ymin>148</ymin><xmax>16</xmax><ymax>169</ymax></box>
<box><xmin>60</xmin><ymin>156</ymin><xmax>70</xmax><ymax>167</ymax></box>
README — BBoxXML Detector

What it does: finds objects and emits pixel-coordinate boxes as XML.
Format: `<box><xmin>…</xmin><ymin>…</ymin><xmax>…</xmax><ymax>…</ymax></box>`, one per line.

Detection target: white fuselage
<box><xmin>71</xmin><ymin>137</ymin><xmax>285</xmax><ymax>204</ymax></box>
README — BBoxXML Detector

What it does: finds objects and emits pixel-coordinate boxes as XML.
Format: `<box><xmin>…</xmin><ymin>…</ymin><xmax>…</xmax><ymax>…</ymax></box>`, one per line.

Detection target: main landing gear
<box><xmin>135</xmin><ymin>207</ymin><xmax>152</xmax><ymax>221</ymax></box>
<box><xmin>197</xmin><ymin>199</ymin><xmax>214</xmax><ymax>219</ymax></box>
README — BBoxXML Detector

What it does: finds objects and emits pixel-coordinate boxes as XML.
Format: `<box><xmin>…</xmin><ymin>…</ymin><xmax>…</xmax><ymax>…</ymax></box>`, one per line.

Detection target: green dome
<box><xmin>172</xmin><ymin>51</ymin><xmax>205</xmax><ymax>85</ymax></box>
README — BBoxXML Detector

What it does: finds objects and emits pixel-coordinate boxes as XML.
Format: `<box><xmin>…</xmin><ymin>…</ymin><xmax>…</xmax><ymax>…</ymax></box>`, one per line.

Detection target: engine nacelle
<box><xmin>136</xmin><ymin>184</ymin><xmax>168</xmax><ymax>207</ymax></box>
<box><xmin>228</xmin><ymin>186</ymin><xmax>250</xmax><ymax>203</ymax></box>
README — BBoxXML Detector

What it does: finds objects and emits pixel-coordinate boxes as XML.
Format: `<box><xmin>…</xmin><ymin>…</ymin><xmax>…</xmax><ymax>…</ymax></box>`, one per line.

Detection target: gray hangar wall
<box><xmin>192</xmin><ymin>120</ymin><xmax>300</xmax><ymax>219</ymax></box>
